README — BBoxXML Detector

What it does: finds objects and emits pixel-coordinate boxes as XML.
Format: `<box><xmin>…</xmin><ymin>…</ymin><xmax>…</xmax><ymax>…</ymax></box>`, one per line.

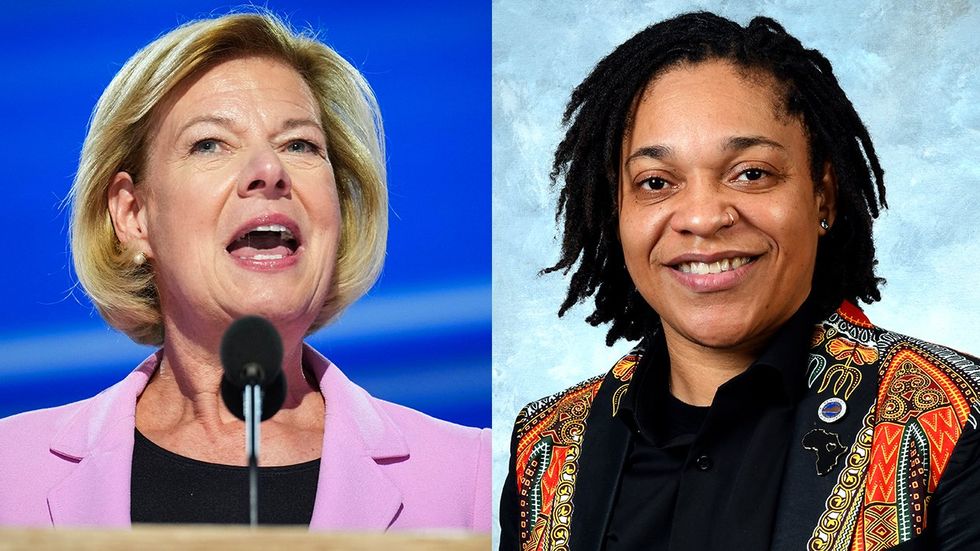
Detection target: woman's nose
<box><xmin>668</xmin><ymin>174</ymin><xmax>733</xmax><ymax>237</ymax></box>
<box><xmin>237</xmin><ymin>146</ymin><xmax>292</xmax><ymax>198</ymax></box>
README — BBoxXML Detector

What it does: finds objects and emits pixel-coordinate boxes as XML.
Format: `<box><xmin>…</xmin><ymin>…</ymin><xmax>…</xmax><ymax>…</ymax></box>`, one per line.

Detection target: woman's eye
<box><xmin>287</xmin><ymin>140</ymin><xmax>320</xmax><ymax>154</ymax></box>
<box><xmin>639</xmin><ymin>176</ymin><xmax>669</xmax><ymax>191</ymax></box>
<box><xmin>191</xmin><ymin>139</ymin><xmax>221</xmax><ymax>154</ymax></box>
<box><xmin>736</xmin><ymin>168</ymin><xmax>768</xmax><ymax>181</ymax></box>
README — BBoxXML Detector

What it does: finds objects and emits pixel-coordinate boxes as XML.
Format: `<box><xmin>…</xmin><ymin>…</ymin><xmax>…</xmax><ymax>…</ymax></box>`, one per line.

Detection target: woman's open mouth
<box><xmin>226</xmin><ymin>224</ymin><xmax>299</xmax><ymax>261</ymax></box>
<box><xmin>225</xmin><ymin>215</ymin><xmax>304</xmax><ymax>271</ymax></box>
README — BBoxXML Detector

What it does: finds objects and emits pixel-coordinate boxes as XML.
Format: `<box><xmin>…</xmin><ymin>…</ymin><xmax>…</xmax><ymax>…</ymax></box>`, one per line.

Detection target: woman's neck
<box><xmin>662</xmin><ymin>325</ymin><xmax>765</xmax><ymax>407</ymax></box>
<box><xmin>134</xmin><ymin>315</ymin><xmax>324</xmax><ymax>465</ymax></box>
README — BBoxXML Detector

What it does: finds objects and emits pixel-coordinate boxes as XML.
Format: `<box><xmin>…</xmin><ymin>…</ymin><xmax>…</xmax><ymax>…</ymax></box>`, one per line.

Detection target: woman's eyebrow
<box><xmin>175</xmin><ymin>114</ymin><xmax>238</xmax><ymax>138</ymax></box>
<box><xmin>723</xmin><ymin>135</ymin><xmax>786</xmax><ymax>152</ymax></box>
<box><xmin>625</xmin><ymin>144</ymin><xmax>674</xmax><ymax>165</ymax></box>
<box><xmin>280</xmin><ymin>118</ymin><xmax>322</xmax><ymax>132</ymax></box>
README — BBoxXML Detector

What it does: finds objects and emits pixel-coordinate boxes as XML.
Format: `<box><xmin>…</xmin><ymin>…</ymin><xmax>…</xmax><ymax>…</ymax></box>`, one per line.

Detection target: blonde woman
<box><xmin>0</xmin><ymin>12</ymin><xmax>489</xmax><ymax>530</ymax></box>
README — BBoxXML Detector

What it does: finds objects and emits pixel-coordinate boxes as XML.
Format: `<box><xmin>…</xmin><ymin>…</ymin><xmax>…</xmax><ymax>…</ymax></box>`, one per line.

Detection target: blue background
<box><xmin>0</xmin><ymin>1</ymin><xmax>490</xmax><ymax>428</ymax></box>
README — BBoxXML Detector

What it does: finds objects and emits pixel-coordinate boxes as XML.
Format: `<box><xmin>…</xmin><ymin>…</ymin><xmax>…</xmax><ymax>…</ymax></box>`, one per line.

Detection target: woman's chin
<box><xmin>663</xmin><ymin>314</ymin><xmax>767</xmax><ymax>352</ymax></box>
<box><xmin>218</xmin><ymin>300</ymin><xmax>319</xmax><ymax>333</ymax></box>
<box><xmin>216</xmin><ymin>277</ymin><xmax>324</xmax><ymax>318</ymax></box>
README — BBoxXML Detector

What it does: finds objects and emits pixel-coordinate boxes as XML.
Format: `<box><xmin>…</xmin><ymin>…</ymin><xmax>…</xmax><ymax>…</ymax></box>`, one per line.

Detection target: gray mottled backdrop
<box><xmin>492</xmin><ymin>0</ymin><xmax>980</xmax><ymax>542</ymax></box>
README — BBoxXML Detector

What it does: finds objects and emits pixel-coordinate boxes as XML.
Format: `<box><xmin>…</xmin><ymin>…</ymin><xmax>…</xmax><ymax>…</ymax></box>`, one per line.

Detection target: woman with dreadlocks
<box><xmin>500</xmin><ymin>12</ymin><xmax>980</xmax><ymax>551</ymax></box>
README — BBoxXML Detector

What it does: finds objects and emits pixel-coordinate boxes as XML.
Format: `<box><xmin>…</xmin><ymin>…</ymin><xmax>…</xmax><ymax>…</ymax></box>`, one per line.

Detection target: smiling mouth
<box><xmin>226</xmin><ymin>224</ymin><xmax>300</xmax><ymax>260</ymax></box>
<box><xmin>673</xmin><ymin>256</ymin><xmax>757</xmax><ymax>275</ymax></box>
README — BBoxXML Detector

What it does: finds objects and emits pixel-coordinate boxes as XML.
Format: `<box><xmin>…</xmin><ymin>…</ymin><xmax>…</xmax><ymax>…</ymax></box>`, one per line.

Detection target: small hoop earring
<box><xmin>820</xmin><ymin>219</ymin><xmax>831</xmax><ymax>231</ymax></box>
<box><xmin>134</xmin><ymin>251</ymin><xmax>147</xmax><ymax>266</ymax></box>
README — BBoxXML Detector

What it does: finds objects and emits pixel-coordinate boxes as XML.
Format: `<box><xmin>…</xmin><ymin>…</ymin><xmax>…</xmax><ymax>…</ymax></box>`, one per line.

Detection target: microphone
<box><xmin>219</xmin><ymin>315</ymin><xmax>286</xmax><ymax>421</ymax></box>
<box><xmin>218</xmin><ymin>315</ymin><xmax>288</xmax><ymax>527</ymax></box>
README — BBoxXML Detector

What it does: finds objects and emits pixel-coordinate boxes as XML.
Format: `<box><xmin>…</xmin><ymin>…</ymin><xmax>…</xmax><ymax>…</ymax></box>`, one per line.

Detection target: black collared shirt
<box><xmin>602</xmin><ymin>305</ymin><xmax>816</xmax><ymax>550</ymax></box>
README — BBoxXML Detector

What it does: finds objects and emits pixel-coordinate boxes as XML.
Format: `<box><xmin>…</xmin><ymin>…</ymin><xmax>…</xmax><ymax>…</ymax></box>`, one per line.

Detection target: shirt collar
<box><xmin>752</xmin><ymin>299</ymin><xmax>818</xmax><ymax>403</ymax></box>
<box><xmin>615</xmin><ymin>300</ymin><xmax>819</xmax><ymax>440</ymax></box>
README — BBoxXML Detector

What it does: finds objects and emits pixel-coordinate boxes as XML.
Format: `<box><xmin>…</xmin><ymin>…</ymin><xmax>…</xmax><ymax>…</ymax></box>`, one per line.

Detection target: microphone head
<box><xmin>219</xmin><ymin>315</ymin><xmax>286</xmax><ymax>421</ymax></box>
<box><xmin>220</xmin><ymin>315</ymin><xmax>283</xmax><ymax>386</ymax></box>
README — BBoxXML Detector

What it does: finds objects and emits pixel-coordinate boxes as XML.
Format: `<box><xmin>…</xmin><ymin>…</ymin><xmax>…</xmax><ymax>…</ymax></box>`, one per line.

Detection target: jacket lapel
<box><xmin>567</xmin><ymin>363</ymin><xmax>634</xmax><ymax>551</ymax></box>
<box><xmin>305</xmin><ymin>347</ymin><xmax>407</xmax><ymax>530</ymax></box>
<box><xmin>46</xmin><ymin>355</ymin><xmax>157</xmax><ymax>527</ymax></box>
<box><xmin>47</xmin><ymin>444</ymin><xmax>135</xmax><ymax>527</ymax></box>
<box><xmin>771</xmin><ymin>304</ymin><xmax>882</xmax><ymax>550</ymax></box>
<box><xmin>46</xmin><ymin>346</ymin><xmax>406</xmax><ymax>529</ymax></box>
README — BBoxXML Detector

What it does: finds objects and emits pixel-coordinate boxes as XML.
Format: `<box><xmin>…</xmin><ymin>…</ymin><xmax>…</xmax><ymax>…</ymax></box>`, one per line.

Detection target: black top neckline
<box><xmin>131</xmin><ymin>428</ymin><xmax>321</xmax><ymax>525</ymax></box>
<box><xmin>134</xmin><ymin>428</ymin><xmax>321</xmax><ymax>473</ymax></box>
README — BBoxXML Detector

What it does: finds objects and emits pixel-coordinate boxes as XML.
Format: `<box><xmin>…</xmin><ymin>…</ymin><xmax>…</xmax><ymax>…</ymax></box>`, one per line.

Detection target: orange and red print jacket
<box><xmin>500</xmin><ymin>302</ymin><xmax>980</xmax><ymax>551</ymax></box>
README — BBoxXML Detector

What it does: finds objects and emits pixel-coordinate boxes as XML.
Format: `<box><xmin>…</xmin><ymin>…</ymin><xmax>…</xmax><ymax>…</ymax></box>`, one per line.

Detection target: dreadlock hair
<box><xmin>544</xmin><ymin>11</ymin><xmax>887</xmax><ymax>345</ymax></box>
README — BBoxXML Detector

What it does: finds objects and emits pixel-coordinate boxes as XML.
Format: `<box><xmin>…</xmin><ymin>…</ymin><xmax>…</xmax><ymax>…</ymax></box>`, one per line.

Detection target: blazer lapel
<box><xmin>567</xmin><ymin>365</ymin><xmax>634</xmax><ymax>551</ymax></box>
<box><xmin>44</xmin><ymin>346</ymin><xmax>407</xmax><ymax>529</ymax></box>
<box><xmin>47</xmin><ymin>443</ymin><xmax>135</xmax><ymax>526</ymax></box>
<box><xmin>46</xmin><ymin>355</ymin><xmax>157</xmax><ymax>527</ymax></box>
<box><xmin>771</xmin><ymin>304</ymin><xmax>881</xmax><ymax>550</ymax></box>
<box><xmin>305</xmin><ymin>346</ymin><xmax>407</xmax><ymax>530</ymax></box>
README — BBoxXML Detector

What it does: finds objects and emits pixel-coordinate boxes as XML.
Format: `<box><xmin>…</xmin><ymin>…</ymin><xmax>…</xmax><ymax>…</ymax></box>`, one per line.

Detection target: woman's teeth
<box><xmin>676</xmin><ymin>256</ymin><xmax>752</xmax><ymax>275</ymax></box>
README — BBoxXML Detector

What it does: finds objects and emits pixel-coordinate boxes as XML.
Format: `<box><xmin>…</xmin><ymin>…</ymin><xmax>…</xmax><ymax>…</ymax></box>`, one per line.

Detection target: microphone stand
<box><xmin>220</xmin><ymin>316</ymin><xmax>286</xmax><ymax>529</ymax></box>
<box><xmin>243</xmin><ymin>365</ymin><xmax>263</xmax><ymax>528</ymax></box>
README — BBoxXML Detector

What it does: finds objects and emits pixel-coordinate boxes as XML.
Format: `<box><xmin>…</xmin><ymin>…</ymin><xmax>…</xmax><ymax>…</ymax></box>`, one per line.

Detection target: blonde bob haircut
<box><xmin>69</xmin><ymin>11</ymin><xmax>387</xmax><ymax>345</ymax></box>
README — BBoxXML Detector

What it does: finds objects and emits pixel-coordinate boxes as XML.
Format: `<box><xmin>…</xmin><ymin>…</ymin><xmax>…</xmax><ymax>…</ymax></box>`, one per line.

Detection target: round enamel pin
<box><xmin>818</xmin><ymin>397</ymin><xmax>847</xmax><ymax>423</ymax></box>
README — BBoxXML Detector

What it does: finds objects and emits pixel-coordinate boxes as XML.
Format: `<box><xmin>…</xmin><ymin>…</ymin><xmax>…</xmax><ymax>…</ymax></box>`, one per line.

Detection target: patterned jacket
<box><xmin>500</xmin><ymin>302</ymin><xmax>980</xmax><ymax>550</ymax></box>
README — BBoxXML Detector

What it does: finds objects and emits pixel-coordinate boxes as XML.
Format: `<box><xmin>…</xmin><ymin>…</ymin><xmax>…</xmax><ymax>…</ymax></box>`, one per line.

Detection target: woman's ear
<box><xmin>107</xmin><ymin>171</ymin><xmax>153</xmax><ymax>259</ymax></box>
<box><xmin>816</xmin><ymin>162</ymin><xmax>837</xmax><ymax>234</ymax></box>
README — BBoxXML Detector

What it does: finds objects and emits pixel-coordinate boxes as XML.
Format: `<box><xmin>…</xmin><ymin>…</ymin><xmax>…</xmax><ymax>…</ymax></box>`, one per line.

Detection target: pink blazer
<box><xmin>0</xmin><ymin>345</ymin><xmax>491</xmax><ymax>530</ymax></box>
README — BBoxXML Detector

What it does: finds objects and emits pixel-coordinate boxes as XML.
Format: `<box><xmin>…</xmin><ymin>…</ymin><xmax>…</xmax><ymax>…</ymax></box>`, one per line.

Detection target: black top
<box><xmin>602</xmin><ymin>305</ymin><xmax>815</xmax><ymax>551</ymax></box>
<box><xmin>130</xmin><ymin>429</ymin><xmax>320</xmax><ymax>525</ymax></box>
